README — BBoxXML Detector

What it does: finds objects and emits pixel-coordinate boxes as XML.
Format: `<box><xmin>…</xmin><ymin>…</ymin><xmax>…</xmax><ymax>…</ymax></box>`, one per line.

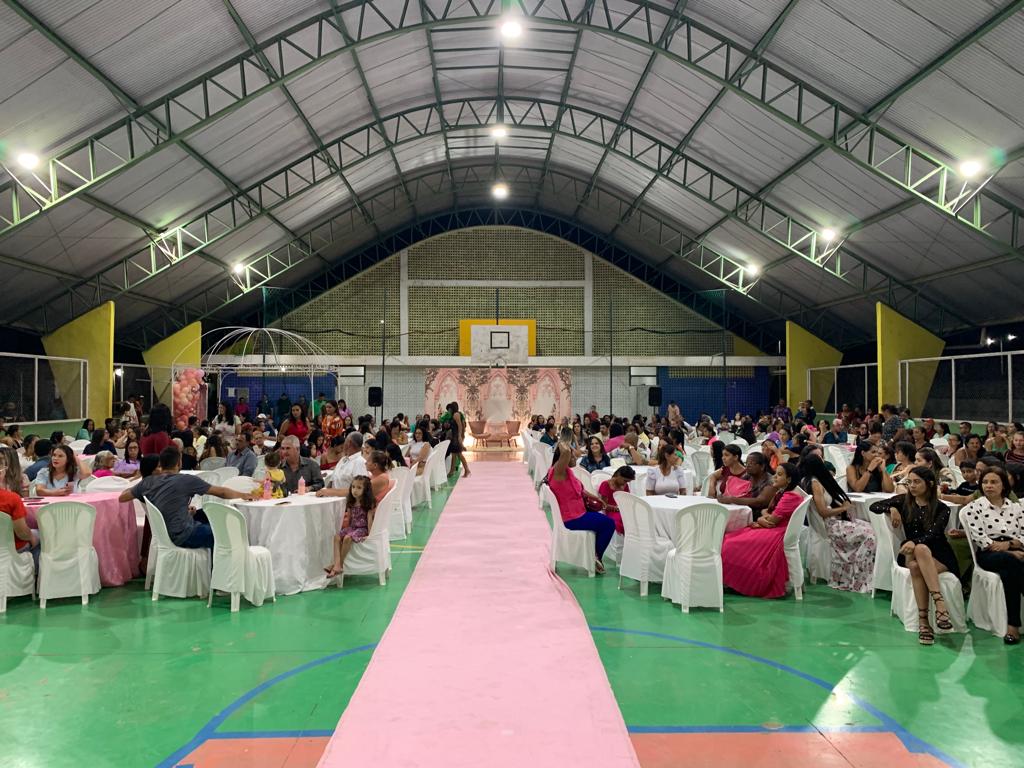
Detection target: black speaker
<box><xmin>648</xmin><ymin>386</ymin><xmax>663</xmax><ymax>407</ymax></box>
<box><xmin>368</xmin><ymin>386</ymin><xmax>383</xmax><ymax>407</ymax></box>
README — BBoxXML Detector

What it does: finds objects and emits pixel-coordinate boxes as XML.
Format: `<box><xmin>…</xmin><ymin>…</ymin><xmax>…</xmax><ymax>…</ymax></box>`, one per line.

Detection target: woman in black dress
<box><xmin>446</xmin><ymin>401</ymin><xmax>470</xmax><ymax>479</ymax></box>
<box><xmin>871</xmin><ymin>467</ymin><xmax>959</xmax><ymax>645</ymax></box>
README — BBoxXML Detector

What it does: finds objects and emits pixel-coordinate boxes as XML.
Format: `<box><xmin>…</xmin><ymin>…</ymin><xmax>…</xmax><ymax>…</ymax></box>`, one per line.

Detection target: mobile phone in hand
<box><xmin>665</xmin><ymin>493</ymin><xmax>677</xmax><ymax>498</ymax></box>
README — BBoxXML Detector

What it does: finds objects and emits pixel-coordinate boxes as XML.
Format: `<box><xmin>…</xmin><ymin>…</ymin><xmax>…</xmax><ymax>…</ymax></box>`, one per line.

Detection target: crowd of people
<box><xmin>536</xmin><ymin>399</ymin><xmax>1024</xmax><ymax>647</ymax></box>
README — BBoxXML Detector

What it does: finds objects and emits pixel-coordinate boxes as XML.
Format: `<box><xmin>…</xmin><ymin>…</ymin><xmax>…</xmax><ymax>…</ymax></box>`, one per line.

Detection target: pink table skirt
<box><xmin>26</xmin><ymin>492</ymin><xmax>140</xmax><ymax>587</ymax></box>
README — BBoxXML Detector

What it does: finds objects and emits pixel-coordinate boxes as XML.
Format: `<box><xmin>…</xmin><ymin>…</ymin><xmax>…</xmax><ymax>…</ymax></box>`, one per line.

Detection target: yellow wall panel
<box><xmin>42</xmin><ymin>302</ymin><xmax>115</xmax><ymax>425</ymax></box>
<box><xmin>785</xmin><ymin>321</ymin><xmax>842</xmax><ymax>410</ymax></box>
<box><xmin>143</xmin><ymin>321</ymin><xmax>202</xmax><ymax>407</ymax></box>
<box><xmin>876</xmin><ymin>304</ymin><xmax>945</xmax><ymax>414</ymax></box>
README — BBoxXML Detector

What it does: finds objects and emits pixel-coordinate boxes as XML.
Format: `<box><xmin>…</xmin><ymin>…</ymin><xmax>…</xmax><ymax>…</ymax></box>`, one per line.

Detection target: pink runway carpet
<box><xmin>318</xmin><ymin>461</ymin><xmax>639</xmax><ymax>768</ymax></box>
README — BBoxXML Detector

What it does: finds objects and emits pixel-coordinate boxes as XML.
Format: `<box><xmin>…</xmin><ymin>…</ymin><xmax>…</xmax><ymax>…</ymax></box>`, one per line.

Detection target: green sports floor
<box><xmin>2</xmin><ymin>469</ymin><xmax>1021</xmax><ymax>768</ymax></box>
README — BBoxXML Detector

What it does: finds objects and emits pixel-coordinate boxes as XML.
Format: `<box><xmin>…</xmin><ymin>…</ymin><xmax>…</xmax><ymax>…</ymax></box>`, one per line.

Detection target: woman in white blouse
<box><xmin>407</xmin><ymin>426</ymin><xmax>432</xmax><ymax>476</ymax></box>
<box><xmin>960</xmin><ymin>466</ymin><xmax>1024</xmax><ymax>645</ymax></box>
<box><xmin>646</xmin><ymin>443</ymin><xmax>691</xmax><ymax>496</ymax></box>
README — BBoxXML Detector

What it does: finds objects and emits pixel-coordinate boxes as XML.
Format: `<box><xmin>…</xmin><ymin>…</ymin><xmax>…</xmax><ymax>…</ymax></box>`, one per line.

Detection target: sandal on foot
<box><xmin>594</xmin><ymin>558</ymin><xmax>605</xmax><ymax>575</ymax></box>
<box><xmin>930</xmin><ymin>591</ymin><xmax>953</xmax><ymax>630</ymax></box>
<box><xmin>918</xmin><ymin>609</ymin><xmax>934</xmax><ymax>646</ymax></box>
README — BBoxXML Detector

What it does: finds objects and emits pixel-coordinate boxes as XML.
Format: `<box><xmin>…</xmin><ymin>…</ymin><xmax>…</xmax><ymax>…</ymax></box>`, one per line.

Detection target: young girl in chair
<box><xmin>325</xmin><ymin>475</ymin><xmax>377</xmax><ymax>578</ymax></box>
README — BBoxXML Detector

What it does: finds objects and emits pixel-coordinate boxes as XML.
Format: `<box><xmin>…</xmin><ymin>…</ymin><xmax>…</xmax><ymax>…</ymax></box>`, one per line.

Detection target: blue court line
<box><xmin>155</xmin><ymin>643</ymin><xmax>376</xmax><ymax>768</ymax></box>
<box><xmin>591</xmin><ymin>626</ymin><xmax>964</xmax><ymax>768</ymax></box>
<box><xmin>627</xmin><ymin>724</ymin><xmax>888</xmax><ymax>734</ymax></box>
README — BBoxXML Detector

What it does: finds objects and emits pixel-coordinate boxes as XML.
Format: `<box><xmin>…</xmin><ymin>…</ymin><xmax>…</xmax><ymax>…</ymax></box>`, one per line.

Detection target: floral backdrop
<box><xmin>424</xmin><ymin>367</ymin><xmax>572</xmax><ymax>433</ymax></box>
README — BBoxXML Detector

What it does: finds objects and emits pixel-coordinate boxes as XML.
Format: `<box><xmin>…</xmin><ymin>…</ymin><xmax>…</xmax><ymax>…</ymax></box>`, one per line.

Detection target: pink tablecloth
<box><xmin>26</xmin><ymin>492</ymin><xmax>140</xmax><ymax>586</ymax></box>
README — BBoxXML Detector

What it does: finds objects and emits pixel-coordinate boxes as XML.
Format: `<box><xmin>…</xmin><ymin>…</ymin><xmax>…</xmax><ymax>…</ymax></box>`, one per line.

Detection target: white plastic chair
<box><xmin>590</xmin><ymin>469</ymin><xmax>613</xmax><ymax>489</ymax></box>
<box><xmin>783</xmin><ymin>496</ymin><xmax>812</xmax><ymax>600</ymax></box>
<box><xmin>337</xmin><ymin>488</ymin><xmax>395</xmax><ymax>586</ymax></box>
<box><xmin>388</xmin><ymin>467</ymin><xmax>411</xmax><ymax>541</ymax></box>
<box><xmin>868</xmin><ymin>508</ymin><xmax>895</xmax><ymax>595</ymax></box>
<box><xmin>609</xmin><ymin>457</ymin><xmax>626</xmax><ymax>469</ymax></box>
<box><xmin>662</xmin><ymin>502</ymin><xmax>729</xmax><ymax>612</ymax></box>
<box><xmin>571</xmin><ymin>465</ymin><xmax>596</xmax><ymax>495</ymax></box>
<box><xmin>212</xmin><ymin>466</ymin><xmax>239</xmax><ymax>485</ymax></box>
<box><xmin>143</xmin><ymin>498</ymin><xmax>211</xmax><ymax>600</ymax></box>
<box><xmin>199</xmin><ymin>456</ymin><xmax>227</xmax><ymax>471</ymax></box>
<box><xmin>542</xmin><ymin>485</ymin><xmax>595</xmax><ymax>577</ymax></box>
<box><xmin>196</xmin><ymin>470</ymin><xmax>219</xmax><ymax>485</ymax></box>
<box><xmin>717</xmin><ymin>431</ymin><xmax>735</xmax><ymax>444</ymax></box>
<box><xmin>520</xmin><ymin>429</ymin><xmax>533</xmax><ymax>465</ymax></box>
<box><xmin>204</xmin><ymin>502</ymin><xmax>275</xmax><ymax>611</ymax></box>
<box><xmin>37</xmin><ymin>502</ymin><xmax>101</xmax><ymax>608</ymax></box>
<box><xmin>429</xmin><ymin>439</ymin><xmax>451</xmax><ymax>489</ymax></box>
<box><xmin>805</xmin><ymin>500</ymin><xmax>833</xmax><ymax>585</ymax></box>
<box><xmin>823</xmin><ymin>445</ymin><xmax>849</xmax><ymax>474</ymax></box>
<box><xmin>882</xmin><ymin>516</ymin><xmax>966</xmax><ymax>633</ymax></box>
<box><xmin>78</xmin><ymin>454</ymin><xmax>96</xmax><ymax>473</ymax></box>
<box><xmin>532</xmin><ymin>443</ymin><xmax>553</xmax><ymax>489</ymax></box>
<box><xmin>413</xmin><ymin>446</ymin><xmax>443</xmax><ymax>509</ymax></box>
<box><xmin>81</xmin><ymin>475</ymin><xmax>131</xmax><ymax>493</ymax></box>
<box><xmin>961</xmin><ymin>510</ymin><xmax>1023</xmax><ymax>636</ymax></box>
<box><xmin>69</xmin><ymin>439</ymin><xmax>89</xmax><ymax>454</ymax></box>
<box><xmin>0</xmin><ymin>513</ymin><xmax>35</xmax><ymax>612</ymax></box>
<box><xmin>222</xmin><ymin>475</ymin><xmax>258</xmax><ymax>493</ymax></box>
<box><xmin>689</xmin><ymin>451</ymin><xmax>712</xmax><ymax>488</ymax></box>
<box><xmin>615</xmin><ymin>492</ymin><xmax>670</xmax><ymax>597</ymax></box>
<box><xmin>391</xmin><ymin>465</ymin><xmax>415</xmax><ymax>535</ymax></box>
<box><xmin>731</xmin><ymin>437</ymin><xmax>749</xmax><ymax>450</ymax></box>
<box><xmin>400</xmin><ymin>442</ymin><xmax>412</xmax><ymax>457</ymax></box>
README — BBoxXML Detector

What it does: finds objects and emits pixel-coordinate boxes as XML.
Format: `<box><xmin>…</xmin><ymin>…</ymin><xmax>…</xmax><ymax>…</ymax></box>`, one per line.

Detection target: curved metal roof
<box><xmin>2</xmin><ymin>0</ymin><xmax>1023</xmax><ymax>350</ymax></box>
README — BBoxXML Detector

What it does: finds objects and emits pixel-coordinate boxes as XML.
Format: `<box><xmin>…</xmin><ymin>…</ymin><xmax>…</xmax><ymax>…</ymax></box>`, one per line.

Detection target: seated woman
<box><xmin>89</xmin><ymin>451</ymin><xmax>118</xmax><ymax>478</ymax></box>
<box><xmin>199</xmin><ymin>433</ymin><xmax>228</xmax><ymax>464</ymax></box>
<box><xmin>718</xmin><ymin>452</ymin><xmax>775</xmax><ymax>520</ymax></box>
<box><xmin>366</xmin><ymin>449</ymin><xmax>395</xmax><ymax>502</ymax></box>
<box><xmin>985</xmin><ymin>421</ymin><xmax>1009</xmax><ymax>456</ymax></box>
<box><xmin>578</xmin><ymin>436</ymin><xmax>611</xmax><ymax>473</ymax></box>
<box><xmin>30</xmin><ymin>445</ymin><xmax>88</xmax><ymax>496</ymax></box>
<box><xmin>1004</xmin><ymin>430</ymin><xmax>1024</xmax><ymax>465</ymax></box>
<box><xmin>82</xmin><ymin>428</ymin><xmax>116</xmax><ymax>456</ymax></box>
<box><xmin>76</xmin><ymin>419</ymin><xmax>95</xmax><ymax>441</ymax></box>
<box><xmin>915</xmin><ymin>447</ymin><xmax>951</xmax><ymax>484</ymax></box>
<box><xmin>960</xmin><ymin>466</ymin><xmax>1024</xmax><ymax>644</ymax></box>
<box><xmin>870</xmin><ymin>467</ymin><xmax>959</xmax><ymax>645</ymax></box>
<box><xmin>546</xmin><ymin>442</ymin><xmax>617</xmax><ymax>574</ymax></box>
<box><xmin>802</xmin><ymin>455</ymin><xmax>876</xmax><ymax>593</ymax></box>
<box><xmin>760</xmin><ymin>436</ymin><xmax>783</xmax><ymax>472</ymax></box>
<box><xmin>320</xmin><ymin>436</ymin><xmax>345</xmax><ymax>471</ymax></box>
<box><xmin>721</xmin><ymin>462</ymin><xmax>803</xmax><ymax>598</ymax></box>
<box><xmin>708</xmin><ymin>444</ymin><xmax>745</xmax><ymax>496</ymax></box>
<box><xmin>595</xmin><ymin>466</ymin><xmax>637</xmax><ymax>535</ymax></box>
<box><xmin>646</xmin><ymin>443</ymin><xmax>692</xmax><ymax>496</ymax></box>
<box><xmin>888</xmin><ymin>441</ymin><xmax>917</xmax><ymax>484</ymax></box>
<box><xmin>952</xmin><ymin>433</ymin><xmax>985</xmax><ymax>467</ymax></box>
<box><xmin>846</xmin><ymin>441</ymin><xmax>895</xmax><ymax>494</ymax></box>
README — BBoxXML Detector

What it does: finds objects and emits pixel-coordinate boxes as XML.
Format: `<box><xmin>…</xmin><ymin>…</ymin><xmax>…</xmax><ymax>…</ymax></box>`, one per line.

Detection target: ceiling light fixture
<box><xmin>17</xmin><ymin>152</ymin><xmax>39</xmax><ymax>170</ymax></box>
<box><xmin>959</xmin><ymin>159</ymin><xmax>983</xmax><ymax>179</ymax></box>
<box><xmin>745</xmin><ymin>264</ymin><xmax>760</xmax><ymax>276</ymax></box>
<box><xmin>114</xmin><ymin>367</ymin><xmax>124</xmax><ymax>377</ymax></box>
<box><xmin>500</xmin><ymin>19</ymin><xmax>522</xmax><ymax>39</ymax></box>
<box><xmin>821</xmin><ymin>228</ymin><xmax>837</xmax><ymax>242</ymax></box>
<box><xmin>233</xmin><ymin>263</ymin><xmax>245</xmax><ymax>274</ymax></box>
<box><xmin>1008</xmin><ymin>334</ymin><xmax>1017</xmax><ymax>342</ymax></box>
<box><xmin>280</xmin><ymin>365</ymin><xmax>287</xmax><ymax>372</ymax></box>
<box><xmin>490</xmin><ymin>124</ymin><xmax>508</xmax><ymax>139</ymax></box>
<box><xmin>985</xmin><ymin>337</ymin><xmax>996</xmax><ymax>346</ymax></box>
<box><xmin>492</xmin><ymin>182</ymin><xmax>509</xmax><ymax>200</ymax></box>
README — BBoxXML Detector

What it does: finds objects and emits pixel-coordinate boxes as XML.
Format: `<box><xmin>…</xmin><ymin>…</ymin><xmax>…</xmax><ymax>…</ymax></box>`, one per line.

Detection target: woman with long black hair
<box><xmin>801</xmin><ymin>455</ymin><xmax>876</xmax><ymax>593</ymax></box>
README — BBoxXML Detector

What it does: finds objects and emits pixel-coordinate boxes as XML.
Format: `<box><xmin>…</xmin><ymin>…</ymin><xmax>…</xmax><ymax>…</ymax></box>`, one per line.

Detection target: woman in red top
<box><xmin>595</xmin><ymin>466</ymin><xmax>636</xmax><ymax>535</ymax></box>
<box><xmin>709</xmin><ymin>443</ymin><xmax>746</xmax><ymax>495</ymax></box>
<box><xmin>319</xmin><ymin>400</ymin><xmax>343</xmax><ymax>444</ymax></box>
<box><xmin>546</xmin><ymin>442</ymin><xmax>616</xmax><ymax>573</ymax></box>
<box><xmin>140</xmin><ymin>403</ymin><xmax>172</xmax><ymax>455</ymax></box>
<box><xmin>0</xmin><ymin>446</ymin><xmax>36</xmax><ymax>555</ymax></box>
<box><xmin>280</xmin><ymin>403</ymin><xmax>311</xmax><ymax>443</ymax></box>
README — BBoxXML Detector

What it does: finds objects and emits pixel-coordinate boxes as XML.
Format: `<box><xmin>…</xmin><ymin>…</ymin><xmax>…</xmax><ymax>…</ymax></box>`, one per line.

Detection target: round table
<box><xmin>25</xmin><ymin>491</ymin><xmax>140</xmax><ymax>586</ymax></box>
<box><xmin>234</xmin><ymin>494</ymin><xmax>346</xmax><ymax>595</ymax></box>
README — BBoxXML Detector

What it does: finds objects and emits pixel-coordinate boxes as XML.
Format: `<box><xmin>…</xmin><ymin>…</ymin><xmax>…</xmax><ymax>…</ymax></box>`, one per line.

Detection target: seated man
<box><xmin>822</xmin><ymin>419</ymin><xmax>848</xmax><ymax>445</ymax></box>
<box><xmin>120</xmin><ymin>445</ymin><xmax>254</xmax><ymax>549</ymax></box>
<box><xmin>319</xmin><ymin>433</ymin><xmax>367</xmax><ymax>497</ymax></box>
<box><xmin>280</xmin><ymin>435</ymin><xmax>324</xmax><ymax>493</ymax></box>
<box><xmin>609</xmin><ymin>432</ymin><xmax>650</xmax><ymax>465</ymax></box>
<box><xmin>226</xmin><ymin>431</ymin><xmax>257</xmax><ymax>476</ymax></box>
<box><xmin>25</xmin><ymin>438</ymin><xmax>51</xmax><ymax>482</ymax></box>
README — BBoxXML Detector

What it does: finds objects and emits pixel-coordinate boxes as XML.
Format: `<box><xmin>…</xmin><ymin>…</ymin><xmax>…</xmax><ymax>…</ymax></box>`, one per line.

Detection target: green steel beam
<box><xmin>4</xmin><ymin>0</ymin><xmax>1023</xmax><ymax>261</ymax></box>
<box><xmin>608</xmin><ymin>0</ymin><xmax>800</xmax><ymax>235</ymax></box>
<box><xmin>11</xmin><ymin>95</ymin><xmax>970</xmax><ymax>336</ymax></box>
<box><xmin>115</xmin><ymin>160</ymin><xmax>867</xmax><ymax>349</ymax></box>
<box><xmin>222</xmin><ymin>0</ymin><xmax>377</xmax><ymax>236</ymax></box>
<box><xmin>421</xmin><ymin>8</ymin><xmax>459</xmax><ymax>208</ymax></box>
<box><xmin>676</xmin><ymin>0</ymin><xmax>1024</xmax><ymax>253</ymax></box>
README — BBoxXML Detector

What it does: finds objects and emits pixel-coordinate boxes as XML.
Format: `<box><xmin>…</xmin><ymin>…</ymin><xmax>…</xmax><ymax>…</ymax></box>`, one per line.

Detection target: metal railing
<box><xmin>900</xmin><ymin>351</ymin><xmax>1023</xmax><ymax>423</ymax></box>
<box><xmin>806</xmin><ymin>364</ymin><xmax>878</xmax><ymax>414</ymax></box>
<box><xmin>0</xmin><ymin>352</ymin><xmax>88</xmax><ymax>423</ymax></box>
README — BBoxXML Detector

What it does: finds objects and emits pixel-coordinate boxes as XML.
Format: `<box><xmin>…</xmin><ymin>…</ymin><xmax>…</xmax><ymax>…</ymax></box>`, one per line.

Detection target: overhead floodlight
<box><xmin>500</xmin><ymin>19</ymin><xmax>523</xmax><ymax>39</ymax></box>
<box><xmin>492</xmin><ymin>182</ymin><xmax>509</xmax><ymax>200</ymax></box>
<box><xmin>233</xmin><ymin>263</ymin><xmax>245</xmax><ymax>274</ymax></box>
<box><xmin>16</xmin><ymin>152</ymin><xmax>39</xmax><ymax>170</ymax></box>
<box><xmin>821</xmin><ymin>228</ymin><xmax>837</xmax><ymax>242</ymax></box>
<box><xmin>1008</xmin><ymin>334</ymin><xmax>1018</xmax><ymax>342</ymax></box>
<box><xmin>280</xmin><ymin>365</ymin><xmax>287</xmax><ymax>372</ymax></box>
<box><xmin>959</xmin><ymin>159</ymin><xmax>983</xmax><ymax>179</ymax></box>
<box><xmin>490</xmin><ymin>124</ymin><xmax>508</xmax><ymax>139</ymax></box>
<box><xmin>745</xmin><ymin>264</ymin><xmax>760</xmax><ymax>276</ymax></box>
<box><xmin>114</xmin><ymin>367</ymin><xmax>124</xmax><ymax>377</ymax></box>
<box><xmin>985</xmin><ymin>337</ymin><xmax>996</xmax><ymax>346</ymax></box>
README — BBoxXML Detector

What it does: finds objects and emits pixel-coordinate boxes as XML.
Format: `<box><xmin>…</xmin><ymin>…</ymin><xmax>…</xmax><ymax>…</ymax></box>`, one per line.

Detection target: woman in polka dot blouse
<box><xmin>960</xmin><ymin>466</ymin><xmax>1024</xmax><ymax>645</ymax></box>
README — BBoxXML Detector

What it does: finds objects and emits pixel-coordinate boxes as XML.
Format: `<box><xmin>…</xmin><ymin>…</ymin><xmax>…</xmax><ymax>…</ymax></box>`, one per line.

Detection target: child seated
<box><xmin>596</xmin><ymin>466</ymin><xmax>637</xmax><ymax>535</ymax></box>
<box><xmin>325</xmin><ymin>475</ymin><xmax>377</xmax><ymax>578</ymax></box>
<box><xmin>262</xmin><ymin>450</ymin><xmax>287</xmax><ymax>499</ymax></box>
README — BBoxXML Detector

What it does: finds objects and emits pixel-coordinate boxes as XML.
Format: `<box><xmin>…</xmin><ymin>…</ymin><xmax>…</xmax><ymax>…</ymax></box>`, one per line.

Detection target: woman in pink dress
<box><xmin>721</xmin><ymin>462</ymin><xmax>803</xmax><ymax>598</ymax></box>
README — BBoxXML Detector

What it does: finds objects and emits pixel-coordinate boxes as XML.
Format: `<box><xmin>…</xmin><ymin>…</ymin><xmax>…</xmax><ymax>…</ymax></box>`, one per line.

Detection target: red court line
<box><xmin>316</xmin><ymin>462</ymin><xmax>640</xmax><ymax>768</ymax></box>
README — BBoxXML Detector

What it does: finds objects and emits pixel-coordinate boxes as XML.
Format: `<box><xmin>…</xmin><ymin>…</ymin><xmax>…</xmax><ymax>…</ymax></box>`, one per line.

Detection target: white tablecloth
<box><xmin>628</xmin><ymin>465</ymin><xmax>696</xmax><ymax>495</ymax></box>
<box><xmin>235</xmin><ymin>494</ymin><xmax>346</xmax><ymax>595</ymax></box>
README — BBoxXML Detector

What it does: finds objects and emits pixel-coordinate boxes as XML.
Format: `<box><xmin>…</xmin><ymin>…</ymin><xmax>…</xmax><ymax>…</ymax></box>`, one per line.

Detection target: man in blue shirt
<box><xmin>226</xmin><ymin>431</ymin><xmax>258</xmax><ymax>477</ymax></box>
<box><xmin>822</xmin><ymin>419</ymin><xmax>848</xmax><ymax>444</ymax></box>
<box><xmin>25</xmin><ymin>438</ymin><xmax>50</xmax><ymax>482</ymax></box>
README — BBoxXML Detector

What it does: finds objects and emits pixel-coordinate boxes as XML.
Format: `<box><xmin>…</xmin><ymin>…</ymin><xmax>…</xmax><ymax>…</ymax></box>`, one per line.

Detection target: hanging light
<box><xmin>16</xmin><ymin>152</ymin><xmax>39</xmax><ymax>170</ymax></box>
<box><xmin>233</xmin><ymin>263</ymin><xmax>245</xmax><ymax>274</ymax></box>
<box><xmin>745</xmin><ymin>264</ymin><xmax>760</xmax><ymax>276</ymax></box>
<box><xmin>958</xmin><ymin>159</ymin><xmax>983</xmax><ymax>179</ymax></box>
<box><xmin>821</xmin><ymin>228</ymin><xmax>837</xmax><ymax>242</ymax></box>
<box><xmin>492</xmin><ymin>182</ymin><xmax>509</xmax><ymax>200</ymax></box>
<box><xmin>500</xmin><ymin>19</ymin><xmax>522</xmax><ymax>39</ymax></box>
<box><xmin>490</xmin><ymin>124</ymin><xmax>508</xmax><ymax>139</ymax></box>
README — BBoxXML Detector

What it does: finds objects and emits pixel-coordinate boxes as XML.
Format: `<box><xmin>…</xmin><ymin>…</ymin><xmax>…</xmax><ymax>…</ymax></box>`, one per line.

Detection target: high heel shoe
<box><xmin>930</xmin><ymin>590</ymin><xmax>953</xmax><ymax>630</ymax></box>
<box><xmin>918</xmin><ymin>608</ymin><xmax>934</xmax><ymax>646</ymax></box>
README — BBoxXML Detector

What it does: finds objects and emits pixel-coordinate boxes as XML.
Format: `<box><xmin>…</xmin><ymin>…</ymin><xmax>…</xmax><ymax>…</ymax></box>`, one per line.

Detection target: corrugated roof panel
<box><xmin>344</xmin><ymin>150</ymin><xmax>396</xmax><ymax>194</ymax></box>
<box><xmin>599</xmin><ymin>152</ymin><xmax>656</xmax><ymax>199</ymax></box>
<box><xmin>357</xmin><ymin>31</ymin><xmax>434</xmax><ymax>115</ymax></box>
<box><xmin>90</xmin><ymin>145</ymin><xmax>226</xmax><ymax>229</ymax></box>
<box><xmin>993</xmin><ymin>157</ymin><xmax>1024</xmax><ymax>208</ymax></box>
<box><xmin>392</xmin><ymin>136</ymin><xmax>447</xmax><ymax>175</ymax></box>
<box><xmin>628</xmin><ymin>57</ymin><xmax>723</xmax><ymax>147</ymax></box>
<box><xmin>568</xmin><ymin>32</ymin><xmax>651</xmax><ymax>115</ymax></box>
<box><xmin>924</xmin><ymin>260</ymin><xmax>1024</xmax><ymax>323</ymax></box>
<box><xmin>230</xmin><ymin>0</ymin><xmax>330</xmax><ymax>40</ymax></box>
<box><xmin>687</xmin><ymin>90</ymin><xmax>820</xmax><ymax>190</ymax></box>
<box><xmin>766</xmin><ymin>253</ymin><xmax>856</xmax><ymax>304</ymax></box>
<box><xmin>547</xmin><ymin>135</ymin><xmax>603</xmax><ymax>177</ymax></box>
<box><xmin>288</xmin><ymin>52</ymin><xmax>374</xmax><ymax>139</ymax></box>
<box><xmin>185</xmin><ymin>89</ymin><xmax>317</xmax><ymax>187</ymax></box>
<box><xmin>643</xmin><ymin>177</ymin><xmax>724</xmax><ymax>234</ymax></box>
<box><xmin>270</xmin><ymin>175</ymin><xmax>350</xmax><ymax>233</ymax></box>
<box><xmin>0</xmin><ymin>54</ymin><xmax>122</xmax><ymax>155</ymax></box>
<box><xmin>767</xmin><ymin>0</ymin><xmax>994</xmax><ymax>110</ymax></box>
<box><xmin>704</xmin><ymin>217</ymin><xmax>789</xmax><ymax>270</ymax></box>
<box><xmin>202</xmin><ymin>215</ymin><xmax>287</xmax><ymax>260</ymax></box>
<box><xmin>768</xmin><ymin>152</ymin><xmax>909</xmax><ymax>230</ymax></box>
<box><xmin>686</xmin><ymin>0</ymin><xmax>792</xmax><ymax>46</ymax></box>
